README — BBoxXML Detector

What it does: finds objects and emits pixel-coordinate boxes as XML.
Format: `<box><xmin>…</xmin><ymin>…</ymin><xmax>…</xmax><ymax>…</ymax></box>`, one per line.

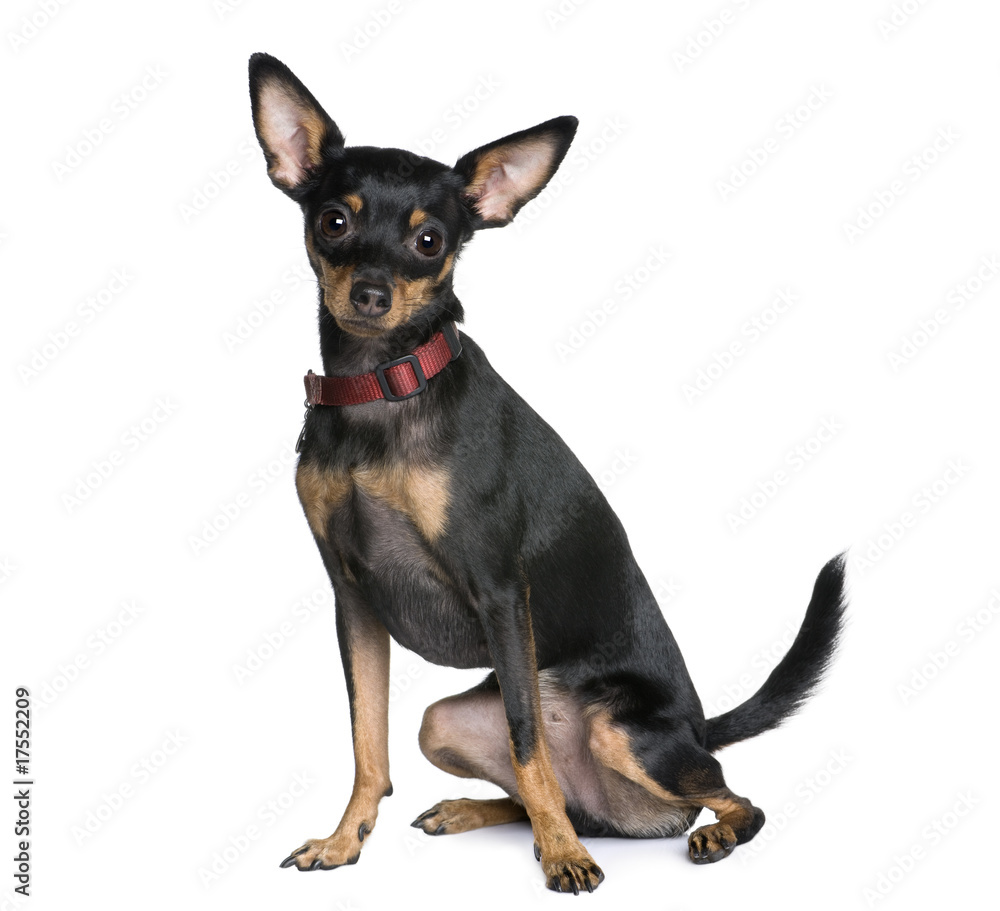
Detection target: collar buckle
<box><xmin>375</xmin><ymin>353</ymin><xmax>427</xmax><ymax>402</ymax></box>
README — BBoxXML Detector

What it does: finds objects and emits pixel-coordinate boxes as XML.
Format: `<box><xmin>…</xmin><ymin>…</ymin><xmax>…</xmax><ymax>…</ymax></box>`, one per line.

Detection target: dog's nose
<box><xmin>350</xmin><ymin>281</ymin><xmax>392</xmax><ymax>317</ymax></box>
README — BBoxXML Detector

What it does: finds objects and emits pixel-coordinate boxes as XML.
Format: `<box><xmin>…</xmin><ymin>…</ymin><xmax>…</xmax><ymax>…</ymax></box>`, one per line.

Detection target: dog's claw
<box><xmin>533</xmin><ymin>842</ymin><xmax>541</xmax><ymax>861</ymax></box>
<box><xmin>279</xmin><ymin>839</ymin><xmax>363</xmax><ymax>871</ymax></box>
<box><xmin>279</xmin><ymin>845</ymin><xmax>309</xmax><ymax>868</ymax></box>
<box><xmin>688</xmin><ymin>824</ymin><xmax>737</xmax><ymax>864</ymax></box>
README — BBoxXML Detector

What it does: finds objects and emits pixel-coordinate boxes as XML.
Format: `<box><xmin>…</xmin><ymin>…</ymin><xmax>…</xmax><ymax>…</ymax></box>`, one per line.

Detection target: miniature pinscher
<box><xmin>248</xmin><ymin>52</ymin><xmax>846</xmax><ymax>894</ymax></box>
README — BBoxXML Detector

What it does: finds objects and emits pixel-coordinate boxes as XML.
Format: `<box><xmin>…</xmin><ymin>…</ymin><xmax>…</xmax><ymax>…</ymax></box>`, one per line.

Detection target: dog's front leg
<box><xmin>280</xmin><ymin>582</ymin><xmax>391</xmax><ymax>871</ymax></box>
<box><xmin>481</xmin><ymin>585</ymin><xmax>605</xmax><ymax>894</ymax></box>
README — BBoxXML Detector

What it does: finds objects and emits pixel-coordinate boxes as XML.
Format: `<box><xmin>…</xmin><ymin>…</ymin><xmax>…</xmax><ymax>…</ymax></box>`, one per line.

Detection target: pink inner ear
<box><xmin>473</xmin><ymin>139</ymin><xmax>556</xmax><ymax>223</ymax></box>
<box><xmin>259</xmin><ymin>82</ymin><xmax>319</xmax><ymax>187</ymax></box>
<box><xmin>272</xmin><ymin>126</ymin><xmax>310</xmax><ymax>187</ymax></box>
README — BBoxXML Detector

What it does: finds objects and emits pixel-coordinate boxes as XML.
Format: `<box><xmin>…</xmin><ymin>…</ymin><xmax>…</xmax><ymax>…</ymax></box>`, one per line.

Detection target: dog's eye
<box><xmin>415</xmin><ymin>229</ymin><xmax>443</xmax><ymax>257</ymax></box>
<box><xmin>319</xmin><ymin>209</ymin><xmax>349</xmax><ymax>239</ymax></box>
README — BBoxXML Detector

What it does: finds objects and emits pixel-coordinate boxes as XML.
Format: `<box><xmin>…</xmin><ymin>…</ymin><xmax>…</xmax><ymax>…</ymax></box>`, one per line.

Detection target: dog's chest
<box><xmin>296</xmin><ymin>458</ymin><xmax>449</xmax><ymax>543</ymax></box>
<box><xmin>295</xmin><ymin>457</ymin><xmax>489</xmax><ymax>667</ymax></box>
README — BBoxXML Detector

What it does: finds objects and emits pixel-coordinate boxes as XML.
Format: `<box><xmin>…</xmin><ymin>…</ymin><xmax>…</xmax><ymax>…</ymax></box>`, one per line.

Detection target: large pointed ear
<box><xmin>455</xmin><ymin>116</ymin><xmax>578</xmax><ymax>228</ymax></box>
<box><xmin>248</xmin><ymin>53</ymin><xmax>344</xmax><ymax>196</ymax></box>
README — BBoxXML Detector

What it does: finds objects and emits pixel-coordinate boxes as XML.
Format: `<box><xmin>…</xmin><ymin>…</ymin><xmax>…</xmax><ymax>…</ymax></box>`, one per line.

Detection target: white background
<box><xmin>3</xmin><ymin>0</ymin><xmax>998</xmax><ymax>908</ymax></box>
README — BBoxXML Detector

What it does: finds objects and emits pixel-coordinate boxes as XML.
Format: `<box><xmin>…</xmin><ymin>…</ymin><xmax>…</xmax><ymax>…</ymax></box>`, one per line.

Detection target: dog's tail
<box><xmin>704</xmin><ymin>553</ymin><xmax>847</xmax><ymax>753</ymax></box>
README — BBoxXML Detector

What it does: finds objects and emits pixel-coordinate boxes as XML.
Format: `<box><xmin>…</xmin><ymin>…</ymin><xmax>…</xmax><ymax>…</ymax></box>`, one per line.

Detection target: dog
<box><xmin>248</xmin><ymin>52</ymin><xmax>847</xmax><ymax>894</ymax></box>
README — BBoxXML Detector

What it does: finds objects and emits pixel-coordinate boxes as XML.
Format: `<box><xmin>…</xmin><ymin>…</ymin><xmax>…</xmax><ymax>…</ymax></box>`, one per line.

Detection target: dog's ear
<box><xmin>249</xmin><ymin>53</ymin><xmax>344</xmax><ymax>196</ymax></box>
<box><xmin>455</xmin><ymin>116</ymin><xmax>578</xmax><ymax>228</ymax></box>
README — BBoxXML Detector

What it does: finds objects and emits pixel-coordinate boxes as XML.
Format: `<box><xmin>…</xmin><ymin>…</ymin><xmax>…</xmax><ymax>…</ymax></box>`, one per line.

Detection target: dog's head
<box><xmin>249</xmin><ymin>53</ymin><xmax>577</xmax><ymax>340</ymax></box>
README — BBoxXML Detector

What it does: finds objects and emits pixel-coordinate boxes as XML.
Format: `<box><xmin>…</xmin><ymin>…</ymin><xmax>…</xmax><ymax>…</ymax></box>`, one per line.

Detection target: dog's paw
<box><xmin>537</xmin><ymin>844</ymin><xmax>605</xmax><ymax>894</ymax></box>
<box><xmin>687</xmin><ymin>822</ymin><xmax>737</xmax><ymax>864</ymax></box>
<box><xmin>410</xmin><ymin>797</ymin><xmax>524</xmax><ymax>835</ymax></box>
<box><xmin>279</xmin><ymin>835</ymin><xmax>362</xmax><ymax>871</ymax></box>
<box><xmin>411</xmin><ymin>799</ymin><xmax>474</xmax><ymax>835</ymax></box>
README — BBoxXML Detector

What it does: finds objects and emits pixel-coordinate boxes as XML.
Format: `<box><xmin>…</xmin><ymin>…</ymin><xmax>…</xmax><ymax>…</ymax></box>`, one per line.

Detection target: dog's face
<box><xmin>249</xmin><ymin>53</ymin><xmax>577</xmax><ymax>340</ymax></box>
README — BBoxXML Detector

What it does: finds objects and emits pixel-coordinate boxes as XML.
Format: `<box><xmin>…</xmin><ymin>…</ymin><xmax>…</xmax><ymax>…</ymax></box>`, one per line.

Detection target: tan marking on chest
<box><xmin>295</xmin><ymin>460</ymin><xmax>450</xmax><ymax>542</ymax></box>
<box><xmin>296</xmin><ymin>461</ymin><xmax>352</xmax><ymax>539</ymax></box>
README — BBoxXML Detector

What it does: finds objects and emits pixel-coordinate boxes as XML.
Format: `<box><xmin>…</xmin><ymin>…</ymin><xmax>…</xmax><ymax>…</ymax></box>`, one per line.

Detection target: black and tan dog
<box><xmin>248</xmin><ymin>52</ymin><xmax>846</xmax><ymax>894</ymax></box>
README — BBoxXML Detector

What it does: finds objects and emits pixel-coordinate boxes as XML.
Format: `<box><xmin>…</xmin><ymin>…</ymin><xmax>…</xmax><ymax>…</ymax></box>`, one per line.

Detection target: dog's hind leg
<box><xmin>415</xmin><ymin>671</ymin><xmax>605</xmax><ymax>892</ymax></box>
<box><xmin>589</xmin><ymin>712</ymin><xmax>764</xmax><ymax>863</ymax></box>
<box><xmin>414</xmin><ymin>676</ymin><xmax>529</xmax><ymax>834</ymax></box>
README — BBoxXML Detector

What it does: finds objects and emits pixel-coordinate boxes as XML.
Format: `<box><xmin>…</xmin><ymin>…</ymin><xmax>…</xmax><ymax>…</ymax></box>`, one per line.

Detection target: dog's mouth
<box><xmin>333</xmin><ymin>312</ymin><xmax>390</xmax><ymax>338</ymax></box>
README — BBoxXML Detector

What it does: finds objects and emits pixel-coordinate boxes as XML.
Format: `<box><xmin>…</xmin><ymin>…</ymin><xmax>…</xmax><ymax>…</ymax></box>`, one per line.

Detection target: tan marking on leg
<box><xmin>688</xmin><ymin>790</ymin><xmax>761</xmax><ymax>862</ymax></box>
<box><xmin>496</xmin><ymin>605</ymin><xmax>602</xmax><ymax>892</ymax></box>
<box><xmin>588</xmin><ymin>712</ymin><xmax>683</xmax><ymax>802</ymax></box>
<box><xmin>411</xmin><ymin>797</ymin><xmax>528</xmax><ymax>835</ymax></box>
<box><xmin>343</xmin><ymin>193</ymin><xmax>363</xmax><ymax>214</ymax></box>
<box><xmin>409</xmin><ymin>208</ymin><xmax>429</xmax><ymax>229</ymax></box>
<box><xmin>512</xmin><ymin>747</ymin><xmax>603</xmax><ymax>893</ymax></box>
<box><xmin>295</xmin><ymin>461</ymin><xmax>351</xmax><ymax>541</ymax></box>
<box><xmin>282</xmin><ymin>605</ymin><xmax>391</xmax><ymax>870</ymax></box>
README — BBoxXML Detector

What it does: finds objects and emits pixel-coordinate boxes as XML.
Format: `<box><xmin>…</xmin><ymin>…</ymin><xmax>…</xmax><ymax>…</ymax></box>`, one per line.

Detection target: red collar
<box><xmin>303</xmin><ymin>322</ymin><xmax>462</xmax><ymax>407</ymax></box>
